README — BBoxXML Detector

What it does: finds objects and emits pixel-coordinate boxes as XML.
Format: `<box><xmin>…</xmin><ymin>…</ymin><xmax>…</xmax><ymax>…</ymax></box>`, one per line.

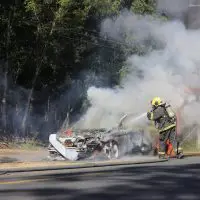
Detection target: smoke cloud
<box><xmin>157</xmin><ymin>0</ymin><xmax>189</xmax><ymax>20</ymax></box>
<box><xmin>74</xmin><ymin>11</ymin><xmax>200</xmax><ymax>129</ymax></box>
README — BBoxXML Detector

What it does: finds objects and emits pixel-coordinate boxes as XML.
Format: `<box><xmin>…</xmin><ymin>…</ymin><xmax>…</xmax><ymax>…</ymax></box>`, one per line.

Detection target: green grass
<box><xmin>16</xmin><ymin>138</ymin><xmax>44</xmax><ymax>150</ymax></box>
<box><xmin>0</xmin><ymin>136</ymin><xmax>45</xmax><ymax>150</ymax></box>
<box><xmin>181</xmin><ymin>139</ymin><xmax>200</xmax><ymax>152</ymax></box>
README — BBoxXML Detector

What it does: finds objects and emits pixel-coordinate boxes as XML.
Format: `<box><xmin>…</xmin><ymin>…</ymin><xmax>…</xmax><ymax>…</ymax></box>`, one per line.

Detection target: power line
<box><xmin>67</xmin><ymin>27</ymin><xmax>100</xmax><ymax>35</ymax></box>
<box><xmin>54</xmin><ymin>26</ymin><xmax>132</xmax><ymax>48</ymax></box>
<box><xmin>189</xmin><ymin>4</ymin><xmax>200</xmax><ymax>7</ymax></box>
<box><xmin>62</xmin><ymin>35</ymin><xmax>136</xmax><ymax>54</ymax></box>
<box><xmin>61</xmin><ymin>35</ymin><xmax>117</xmax><ymax>50</ymax></box>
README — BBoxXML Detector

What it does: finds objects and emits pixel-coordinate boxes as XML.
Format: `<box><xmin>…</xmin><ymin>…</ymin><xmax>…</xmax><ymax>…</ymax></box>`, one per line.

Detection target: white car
<box><xmin>48</xmin><ymin>126</ymin><xmax>153</xmax><ymax>161</ymax></box>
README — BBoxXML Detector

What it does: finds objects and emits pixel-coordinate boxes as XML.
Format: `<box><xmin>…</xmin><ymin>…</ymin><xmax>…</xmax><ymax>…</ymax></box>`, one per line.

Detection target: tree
<box><xmin>0</xmin><ymin>0</ymin><xmax>159</xmax><ymax>138</ymax></box>
<box><xmin>131</xmin><ymin>0</ymin><xmax>156</xmax><ymax>15</ymax></box>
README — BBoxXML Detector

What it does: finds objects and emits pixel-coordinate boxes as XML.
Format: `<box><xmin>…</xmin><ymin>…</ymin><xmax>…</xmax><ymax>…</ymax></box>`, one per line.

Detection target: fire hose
<box><xmin>179</xmin><ymin>125</ymin><xmax>198</xmax><ymax>146</ymax></box>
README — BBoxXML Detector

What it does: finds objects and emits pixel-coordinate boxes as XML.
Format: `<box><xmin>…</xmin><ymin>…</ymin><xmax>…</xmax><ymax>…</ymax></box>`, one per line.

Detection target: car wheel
<box><xmin>104</xmin><ymin>141</ymin><xmax>120</xmax><ymax>160</ymax></box>
<box><xmin>153</xmin><ymin>147</ymin><xmax>159</xmax><ymax>156</ymax></box>
<box><xmin>140</xmin><ymin>144</ymin><xmax>153</xmax><ymax>155</ymax></box>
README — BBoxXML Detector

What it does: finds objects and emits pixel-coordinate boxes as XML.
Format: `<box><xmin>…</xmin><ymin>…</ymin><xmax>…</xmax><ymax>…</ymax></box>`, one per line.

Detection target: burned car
<box><xmin>48</xmin><ymin>128</ymin><xmax>108</xmax><ymax>161</ymax></box>
<box><xmin>48</xmin><ymin>114</ymin><xmax>153</xmax><ymax>161</ymax></box>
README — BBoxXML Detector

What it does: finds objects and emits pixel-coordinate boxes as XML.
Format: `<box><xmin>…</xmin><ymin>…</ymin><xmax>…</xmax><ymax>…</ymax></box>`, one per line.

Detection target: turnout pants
<box><xmin>159</xmin><ymin>127</ymin><xmax>181</xmax><ymax>156</ymax></box>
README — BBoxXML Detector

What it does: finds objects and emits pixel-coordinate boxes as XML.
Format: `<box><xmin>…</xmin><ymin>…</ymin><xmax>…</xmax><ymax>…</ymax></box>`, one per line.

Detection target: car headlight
<box><xmin>64</xmin><ymin>139</ymin><xmax>74</xmax><ymax>147</ymax></box>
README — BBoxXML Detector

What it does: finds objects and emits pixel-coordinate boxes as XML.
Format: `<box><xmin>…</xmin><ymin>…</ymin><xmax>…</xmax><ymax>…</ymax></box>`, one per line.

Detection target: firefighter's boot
<box><xmin>176</xmin><ymin>153</ymin><xmax>184</xmax><ymax>159</ymax></box>
<box><xmin>176</xmin><ymin>146</ymin><xmax>184</xmax><ymax>159</ymax></box>
<box><xmin>176</xmin><ymin>142</ymin><xmax>184</xmax><ymax>159</ymax></box>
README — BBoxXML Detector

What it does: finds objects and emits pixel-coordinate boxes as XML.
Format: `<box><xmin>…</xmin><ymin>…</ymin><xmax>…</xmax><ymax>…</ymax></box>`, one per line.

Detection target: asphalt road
<box><xmin>1</xmin><ymin>156</ymin><xmax>200</xmax><ymax>200</ymax></box>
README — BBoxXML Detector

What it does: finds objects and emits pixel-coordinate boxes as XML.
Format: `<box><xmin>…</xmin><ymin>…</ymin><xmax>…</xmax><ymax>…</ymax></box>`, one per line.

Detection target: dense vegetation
<box><xmin>0</xmin><ymin>0</ymin><xmax>158</xmax><ymax>140</ymax></box>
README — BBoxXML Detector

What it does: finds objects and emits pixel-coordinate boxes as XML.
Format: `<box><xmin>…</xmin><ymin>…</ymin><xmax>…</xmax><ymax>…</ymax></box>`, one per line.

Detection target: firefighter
<box><xmin>147</xmin><ymin>97</ymin><xmax>184</xmax><ymax>159</ymax></box>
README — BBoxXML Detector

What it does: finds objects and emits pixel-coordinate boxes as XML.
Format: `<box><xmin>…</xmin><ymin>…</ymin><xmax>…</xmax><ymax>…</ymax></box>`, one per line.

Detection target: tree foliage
<box><xmin>131</xmin><ymin>0</ymin><xmax>156</xmax><ymax>14</ymax></box>
<box><xmin>0</xmin><ymin>0</ymin><xmax>158</xmax><ymax>138</ymax></box>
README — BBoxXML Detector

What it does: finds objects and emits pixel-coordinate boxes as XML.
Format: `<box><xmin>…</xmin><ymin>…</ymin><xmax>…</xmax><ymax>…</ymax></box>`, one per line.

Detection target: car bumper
<box><xmin>49</xmin><ymin>134</ymin><xmax>87</xmax><ymax>161</ymax></box>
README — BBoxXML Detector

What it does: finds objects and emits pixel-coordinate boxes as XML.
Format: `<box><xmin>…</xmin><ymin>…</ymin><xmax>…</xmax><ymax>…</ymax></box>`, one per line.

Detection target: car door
<box><xmin>111</xmin><ymin>130</ymin><xmax>129</xmax><ymax>155</ymax></box>
<box><xmin>126</xmin><ymin>131</ymin><xmax>143</xmax><ymax>153</ymax></box>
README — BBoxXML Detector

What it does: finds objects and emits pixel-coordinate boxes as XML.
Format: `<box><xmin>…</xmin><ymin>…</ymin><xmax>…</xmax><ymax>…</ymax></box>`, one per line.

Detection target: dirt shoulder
<box><xmin>0</xmin><ymin>148</ymin><xmax>48</xmax><ymax>163</ymax></box>
<box><xmin>0</xmin><ymin>160</ymin><xmax>75</xmax><ymax>170</ymax></box>
<box><xmin>0</xmin><ymin>149</ymin><xmax>44</xmax><ymax>154</ymax></box>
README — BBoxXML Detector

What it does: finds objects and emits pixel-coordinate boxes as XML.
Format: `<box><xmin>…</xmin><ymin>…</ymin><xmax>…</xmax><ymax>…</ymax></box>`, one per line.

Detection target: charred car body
<box><xmin>48</xmin><ymin>114</ymin><xmax>153</xmax><ymax>161</ymax></box>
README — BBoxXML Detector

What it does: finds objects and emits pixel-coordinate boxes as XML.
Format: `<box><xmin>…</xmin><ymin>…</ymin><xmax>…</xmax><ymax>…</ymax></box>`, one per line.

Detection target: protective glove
<box><xmin>147</xmin><ymin>112</ymin><xmax>152</xmax><ymax>120</ymax></box>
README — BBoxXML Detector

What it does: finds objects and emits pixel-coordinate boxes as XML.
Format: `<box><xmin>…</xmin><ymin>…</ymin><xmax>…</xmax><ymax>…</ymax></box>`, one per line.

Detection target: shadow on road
<box><xmin>1</xmin><ymin>162</ymin><xmax>200</xmax><ymax>200</ymax></box>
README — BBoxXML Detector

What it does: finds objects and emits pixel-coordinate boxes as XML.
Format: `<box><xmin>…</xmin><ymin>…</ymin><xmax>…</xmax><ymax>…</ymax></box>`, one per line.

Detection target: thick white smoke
<box><xmin>75</xmin><ymin>11</ymin><xmax>200</xmax><ymax>129</ymax></box>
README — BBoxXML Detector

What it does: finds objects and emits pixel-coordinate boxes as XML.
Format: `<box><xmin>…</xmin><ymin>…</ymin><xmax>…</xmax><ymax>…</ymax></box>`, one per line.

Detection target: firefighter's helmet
<box><xmin>151</xmin><ymin>97</ymin><xmax>163</xmax><ymax>107</ymax></box>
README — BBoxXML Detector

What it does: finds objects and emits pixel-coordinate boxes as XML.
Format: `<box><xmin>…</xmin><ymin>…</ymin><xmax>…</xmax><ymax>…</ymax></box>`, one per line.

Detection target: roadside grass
<box><xmin>14</xmin><ymin>138</ymin><xmax>45</xmax><ymax>150</ymax></box>
<box><xmin>181</xmin><ymin>139</ymin><xmax>200</xmax><ymax>152</ymax></box>
<box><xmin>0</xmin><ymin>136</ymin><xmax>46</xmax><ymax>151</ymax></box>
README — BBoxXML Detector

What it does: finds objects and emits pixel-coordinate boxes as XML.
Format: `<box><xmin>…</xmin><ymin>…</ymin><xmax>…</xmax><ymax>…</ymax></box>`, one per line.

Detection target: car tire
<box><xmin>140</xmin><ymin>144</ymin><xmax>153</xmax><ymax>155</ymax></box>
<box><xmin>104</xmin><ymin>141</ymin><xmax>120</xmax><ymax>160</ymax></box>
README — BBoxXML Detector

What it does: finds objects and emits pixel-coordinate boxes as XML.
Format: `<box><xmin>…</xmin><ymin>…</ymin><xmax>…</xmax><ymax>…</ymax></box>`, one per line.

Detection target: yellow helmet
<box><xmin>151</xmin><ymin>97</ymin><xmax>163</xmax><ymax>107</ymax></box>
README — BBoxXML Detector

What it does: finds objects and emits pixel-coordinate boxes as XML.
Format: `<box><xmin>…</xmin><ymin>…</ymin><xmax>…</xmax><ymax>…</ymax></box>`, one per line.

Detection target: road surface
<box><xmin>0</xmin><ymin>156</ymin><xmax>200</xmax><ymax>200</ymax></box>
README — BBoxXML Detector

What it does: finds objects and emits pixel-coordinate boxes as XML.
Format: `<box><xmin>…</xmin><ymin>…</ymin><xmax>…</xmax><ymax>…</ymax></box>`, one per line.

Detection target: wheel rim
<box><xmin>112</xmin><ymin>144</ymin><xmax>119</xmax><ymax>159</ymax></box>
<box><xmin>104</xmin><ymin>141</ymin><xmax>119</xmax><ymax>159</ymax></box>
